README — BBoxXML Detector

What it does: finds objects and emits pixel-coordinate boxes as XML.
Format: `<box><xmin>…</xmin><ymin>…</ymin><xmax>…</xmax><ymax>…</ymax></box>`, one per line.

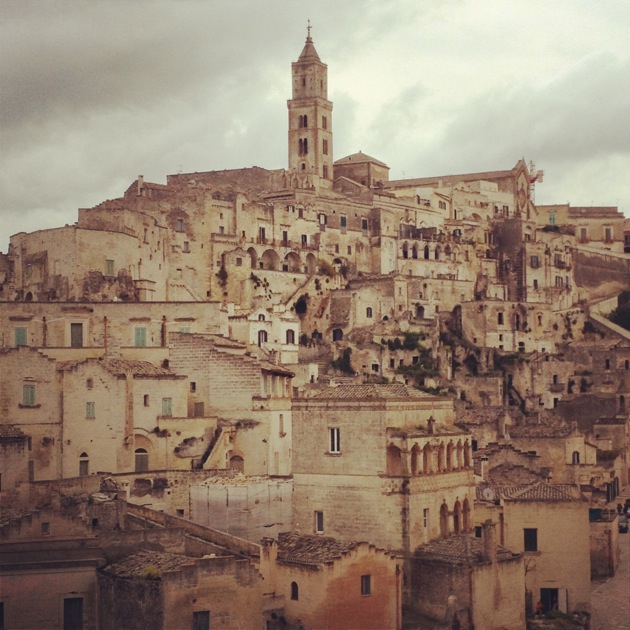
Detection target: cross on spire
<box><xmin>306</xmin><ymin>19</ymin><xmax>312</xmax><ymax>42</ymax></box>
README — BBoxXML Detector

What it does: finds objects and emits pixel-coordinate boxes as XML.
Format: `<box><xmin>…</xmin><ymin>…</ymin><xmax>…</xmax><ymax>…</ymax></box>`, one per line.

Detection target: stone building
<box><xmin>261</xmin><ymin>532</ymin><xmax>401</xmax><ymax>630</ymax></box>
<box><xmin>475</xmin><ymin>481</ymin><xmax>591</xmax><ymax>616</ymax></box>
<box><xmin>409</xmin><ymin>522</ymin><xmax>525</xmax><ymax>630</ymax></box>
<box><xmin>292</xmin><ymin>384</ymin><xmax>474</xmax><ymax>554</ymax></box>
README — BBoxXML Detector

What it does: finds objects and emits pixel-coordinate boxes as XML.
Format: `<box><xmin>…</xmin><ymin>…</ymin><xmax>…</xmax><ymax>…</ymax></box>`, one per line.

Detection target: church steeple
<box><xmin>287</xmin><ymin>24</ymin><xmax>333</xmax><ymax>185</ymax></box>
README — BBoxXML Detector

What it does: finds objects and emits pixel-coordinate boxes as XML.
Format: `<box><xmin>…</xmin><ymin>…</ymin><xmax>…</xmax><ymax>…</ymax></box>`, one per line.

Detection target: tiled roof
<box><xmin>312</xmin><ymin>383</ymin><xmax>429</xmax><ymax>400</ymax></box>
<box><xmin>476</xmin><ymin>481</ymin><xmax>582</xmax><ymax>502</ymax></box>
<box><xmin>415</xmin><ymin>534</ymin><xmax>516</xmax><ymax>565</ymax></box>
<box><xmin>0</xmin><ymin>425</ymin><xmax>27</xmax><ymax>440</ymax></box>
<box><xmin>260</xmin><ymin>361</ymin><xmax>294</xmax><ymax>376</ymax></box>
<box><xmin>509</xmin><ymin>423</ymin><xmax>573</xmax><ymax>438</ymax></box>
<box><xmin>102</xmin><ymin>550</ymin><xmax>194</xmax><ymax>577</ymax></box>
<box><xmin>58</xmin><ymin>358</ymin><xmax>174</xmax><ymax>377</ymax></box>
<box><xmin>277</xmin><ymin>532</ymin><xmax>362</xmax><ymax>567</ymax></box>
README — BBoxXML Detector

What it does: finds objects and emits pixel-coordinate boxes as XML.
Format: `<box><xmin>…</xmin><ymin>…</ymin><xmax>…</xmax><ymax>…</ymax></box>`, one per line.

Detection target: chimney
<box><xmin>137</xmin><ymin>175</ymin><xmax>144</xmax><ymax>196</ymax></box>
<box><xmin>482</xmin><ymin>519</ymin><xmax>497</xmax><ymax>564</ymax></box>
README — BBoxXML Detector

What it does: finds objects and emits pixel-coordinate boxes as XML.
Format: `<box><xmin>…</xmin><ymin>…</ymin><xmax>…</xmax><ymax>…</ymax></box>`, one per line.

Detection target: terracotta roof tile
<box><xmin>102</xmin><ymin>550</ymin><xmax>194</xmax><ymax>577</ymax></box>
<box><xmin>0</xmin><ymin>425</ymin><xmax>27</xmax><ymax>440</ymax></box>
<box><xmin>277</xmin><ymin>532</ymin><xmax>362</xmax><ymax>567</ymax></box>
<box><xmin>312</xmin><ymin>384</ymin><xmax>430</xmax><ymax>400</ymax></box>
<box><xmin>476</xmin><ymin>481</ymin><xmax>582</xmax><ymax>502</ymax></box>
<box><xmin>416</xmin><ymin>534</ymin><xmax>516</xmax><ymax>565</ymax></box>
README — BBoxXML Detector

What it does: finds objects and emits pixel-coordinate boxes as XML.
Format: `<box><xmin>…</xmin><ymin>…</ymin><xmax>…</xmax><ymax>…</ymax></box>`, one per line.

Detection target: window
<box><xmin>79</xmin><ymin>454</ymin><xmax>89</xmax><ymax>477</ymax></box>
<box><xmin>530</xmin><ymin>255</ymin><xmax>540</xmax><ymax>269</ymax></box>
<box><xmin>366</xmin><ymin>307</ymin><xmax>373</xmax><ymax>318</ymax></box>
<box><xmin>605</xmin><ymin>226</ymin><xmax>612</xmax><ymax>242</ymax></box>
<box><xmin>319</xmin><ymin>213</ymin><xmax>327</xmax><ymax>226</ymax></box>
<box><xmin>86</xmin><ymin>402</ymin><xmax>95</xmax><ymax>419</ymax></box>
<box><xmin>323</xmin><ymin>139</ymin><xmax>328</xmax><ymax>155</ymax></box>
<box><xmin>549</xmin><ymin>211</ymin><xmax>556</xmax><ymax>226</ymax></box>
<box><xmin>70</xmin><ymin>323</ymin><xmax>84</xmax><ymax>348</ymax></box>
<box><xmin>41</xmin><ymin>521</ymin><xmax>50</xmax><ymax>535</ymax></box>
<box><xmin>236</xmin><ymin>257</ymin><xmax>242</xmax><ymax>266</ymax></box>
<box><xmin>524</xmin><ymin>528</ymin><xmax>538</xmax><ymax>551</ymax></box>
<box><xmin>555</xmin><ymin>276</ymin><xmax>563</xmax><ymax>288</ymax></box>
<box><xmin>23</xmin><ymin>384</ymin><xmax>36</xmax><ymax>407</ymax></box>
<box><xmin>322</xmin><ymin>115</ymin><xmax>327</xmax><ymax>129</ymax></box>
<box><xmin>580</xmin><ymin>227</ymin><xmax>587</xmax><ymax>241</ymax></box>
<box><xmin>605</xmin><ymin>359</ymin><xmax>611</xmax><ymax>370</ymax></box>
<box><xmin>533</xmin><ymin>279</ymin><xmax>539</xmax><ymax>290</ymax></box>
<box><xmin>438</xmin><ymin>200</ymin><xmax>447</xmax><ymax>210</ymax></box>
<box><xmin>340</xmin><ymin>214</ymin><xmax>347</xmax><ymax>230</ymax></box>
<box><xmin>315</xmin><ymin>510</ymin><xmax>324</xmax><ymax>534</ymax></box>
<box><xmin>134</xmin><ymin>327</ymin><xmax>147</xmax><ymax>347</ymax></box>
<box><xmin>64</xmin><ymin>597</ymin><xmax>84</xmax><ymax>630</ymax></box>
<box><xmin>286</xmin><ymin>329</ymin><xmax>296</xmax><ymax>344</ymax></box>
<box><xmin>194</xmin><ymin>402</ymin><xmax>204</xmax><ymax>418</ymax></box>
<box><xmin>143</xmin><ymin>394</ymin><xmax>150</xmax><ymax>407</ymax></box>
<box><xmin>279</xmin><ymin>413</ymin><xmax>285</xmax><ymax>435</ymax></box>
<box><xmin>162</xmin><ymin>397</ymin><xmax>173</xmax><ymax>417</ymax></box>
<box><xmin>329</xmin><ymin>427</ymin><xmax>340</xmax><ymax>453</ymax></box>
<box><xmin>361</xmin><ymin>575</ymin><xmax>372</xmax><ymax>596</ymax></box>
<box><xmin>572</xmin><ymin>451</ymin><xmax>580</xmax><ymax>464</ymax></box>
<box><xmin>291</xmin><ymin>581</ymin><xmax>299</xmax><ymax>600</ymax></box>
<box><xmin>105</xmin><ymin>259</ymin><xmax>115</xmax><ymax>276</ymax></box>
<box><xmin>86</xmin><ymin>378</ymin><xmax>93</xmax><ymax>390</ymax></box>
<box><xmin>28</xmin><ymin>460</ymin><xmax>35</xmax><ymax>481</ymax></box>
<box><xmin>258</xmin><ymin>330</ymin><xmax>268</xmax><ymax>347</ymax></box>
<box><xmin>183</xmin><ymin>241</ymin><xmax>190</xmax><ymax>252</ymax></box>
<box><xmin>15</xmin><ymin>327</ymin><xmax>27</xmax><ymax>347</ymax></box>
<box><xmin>192</xmin><ymin>611</ymin><xmax>210</xmax><ymax>630</ymax></box>
<box><xmin>135</xmin><ymin>448</ymin><xmax>149</xmax><ymax>473</ymax></box>
<box><xmin>361</xmin><ymin>218</ymin><xmax>368</xmax><ymax>234</ymax></box>
<box><xmin>347</xmin><ymin>246</ymin><xmax>352</xmax><ymax>255</ymax></box>
<box><xmin>497</xmin><ymin>312</ymin><xmax>504</xmax><ymax>325</ymax></box>
<box><xmin>176</xmin><ymin>219</ymin><xmax>185</xmax><ymax>232</ymax></box>
<box><xmin>301</xmin><ymin>234</ymin><xmax>308</xmax><ymax>245</ymax></box>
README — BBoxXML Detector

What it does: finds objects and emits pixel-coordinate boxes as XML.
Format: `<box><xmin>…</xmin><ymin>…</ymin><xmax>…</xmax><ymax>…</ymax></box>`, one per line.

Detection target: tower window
<box><xmin>322</xmin><ymin>115</ymin><xmax>327</xmax><ymax>130</ymax></box>
<box><xmin>323</xmin><ymin>164</ymin><xmax>329</xmax><ymax>178</ymax></box>
<box><xmin>323</xmin><ymin>139</ymin><xmax>328</xmax><ymax>155</ymax></box>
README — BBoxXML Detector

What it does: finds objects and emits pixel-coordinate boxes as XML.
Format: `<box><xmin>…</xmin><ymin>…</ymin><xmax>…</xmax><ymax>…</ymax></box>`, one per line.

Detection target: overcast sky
<box><xmin>1</xmin><ymin>0</ymin><xmax>629</xmax><ymax>252</ymax></box>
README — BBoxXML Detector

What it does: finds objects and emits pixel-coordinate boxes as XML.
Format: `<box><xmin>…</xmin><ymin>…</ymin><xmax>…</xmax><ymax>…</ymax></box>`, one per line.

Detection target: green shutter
<box><xmin>162</xmin><ymin>397</ymin><xmax>172</xmax><ymax>417</ymax></box>
<box><xmin>23</xmin><ymin>385</ymin><xmax>36</xmax><ymax>406</ymax></box>
<box><xmin>15</xmin><ymin>327</ymin><xmax>27</xmax><ymax>346</ymax></box>
<box><xmin>134</xmin><ymin>327</ymin><xmax>147</xmax><ymax>347</ymax></box>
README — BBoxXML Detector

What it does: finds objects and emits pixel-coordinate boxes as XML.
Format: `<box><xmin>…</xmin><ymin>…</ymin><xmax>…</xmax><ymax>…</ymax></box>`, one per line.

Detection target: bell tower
<box><xmin>287</xmin><ymin>24</ymin><xmax>333</xmax><ymax>185</ymax></box>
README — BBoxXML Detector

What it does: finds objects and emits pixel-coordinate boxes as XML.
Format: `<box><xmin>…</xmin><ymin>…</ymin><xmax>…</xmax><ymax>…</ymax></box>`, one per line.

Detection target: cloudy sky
<box><xmin>1</xmin><ymin>0</ymin><xmax>629</xmax><ymax>252</ymax></box>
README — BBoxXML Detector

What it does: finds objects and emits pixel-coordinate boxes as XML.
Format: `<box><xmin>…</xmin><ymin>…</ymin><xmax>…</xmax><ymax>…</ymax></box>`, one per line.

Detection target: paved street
<box><xmin>590</xmin><ymin>507</ymin><xmax>630</xmax><ymax>629</ymax></box>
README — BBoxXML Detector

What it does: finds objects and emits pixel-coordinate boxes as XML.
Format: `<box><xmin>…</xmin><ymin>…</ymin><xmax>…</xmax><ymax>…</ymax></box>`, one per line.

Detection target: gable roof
<box><xmin>415</xmin><ymin>534</ymin><xmax>517</xmax><ymax>565</ymax></box>
<box><xmin>277</xmin><ymin>532</ymin><xmax>364</xmax><ymax>567</ymax></box>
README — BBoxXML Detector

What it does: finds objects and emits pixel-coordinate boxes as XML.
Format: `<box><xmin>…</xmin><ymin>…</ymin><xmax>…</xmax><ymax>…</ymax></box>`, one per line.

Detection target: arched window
<box><xmin>498</xmin><ymin>312</ymin><xmax>504</xmax><ymax>325</ymax></box>
<box><xmin>424</xmin><ymin>245</ymin><xmax>430</xmax><ymax>260</ymax></box>
<box><xmin>402</xmin><ymin>242</ymin><xmax>408</xmax><ymax>259</ymax></box>
<box><xmin>387</xmin><ymin>444</ymin><xmax>404</xmax><ymax>476</ymax></box>
<box><xmin>412</xmin><ymin>244</ymin><xmax>418</xmax><ymax>259</ymax></box>
<box><xmin>258</xmin><ymin>314</ymin><xmax>266</xmax><ymax>321</ymax></box>
<box><xmin>291</xmin><ymin>581</ymin><xmax>299</xmax><ymax>601</ymax></box>
<box><xmin>435</xmin><ymin>246</ymin><xmax>441</xmax><ymax>260</ymax></box>
<box><xmin>437</xmin><ymin>443</ymin><xmax>445</xmax><ymax>472</ymax></box>
<box><xmin>303</xmin><ymin>138</ymin><xmax>308</xmax><ymax>155</ymax></box>
<box><xmin>258</xmin><ymin>330</ymin><xmax>268</xmax><ymax>347</ymax></box>
<box><xmin>411</xmin><ymin>444</ymin><xmax>421</xmax><ymax>475</ymax></box>
<box><xmin>572</xmin><ymin>451</ymin><xmax>580</xmax><ymax>465</ymax></box>
<box><xmin>440</xmin><ymin>503</ymin><xmax>449</xmax><ymax>537</ymax></box>
<box><xmin>446</xmin><ymin>442</ymin><xmax>454</xmax><ymax>471</ymax></box>
<box><xmin>332</xmin><ymin>328</ymin><xmax>343</xmax><ymax>341</ymax></box>
<box><xmin>303</xmin><ymin>115</ymin><xmax>308</xmax><ymax>128</ymax></box>
<box><xmin>422</xmin><ymin>444</ymin><xmax>432</xmax><ymax>474</ymax></box>
<box><xmin>135</xmin><ymin>448</ymin><xmax>149</xmax><ymax>473</ymax></box>
<box><xmin>453</xmin><ymin>500</ymin><xmax>462</xmax><ymax>533</ymax></box>
<box><xmin>79</xmin><ymin>452</ymin><xmax>89</xmax><ymax>477</ymax></box>
<box><xmin>620</xmin><ymin>395</ymin><xmax>626</xmax><ymax>412</ymax></box>
<box><xmin>286</xmin><ymin>329</ymin><xmax>296</xmax><ymax>345</ymax></box>
<box><xmin>463</xmin><ymin>499</ymin><xmax>471</xmax><ymax>531</ymax></box>
<box><xmin>229</xmin><ymin>455</ymin><xmax>244</xmax><ymax>473</ymax></box>
<box><xmin>366</xmin><ymin>307</ymin><xmax>373</xmax><ymax>318</ymax></box>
